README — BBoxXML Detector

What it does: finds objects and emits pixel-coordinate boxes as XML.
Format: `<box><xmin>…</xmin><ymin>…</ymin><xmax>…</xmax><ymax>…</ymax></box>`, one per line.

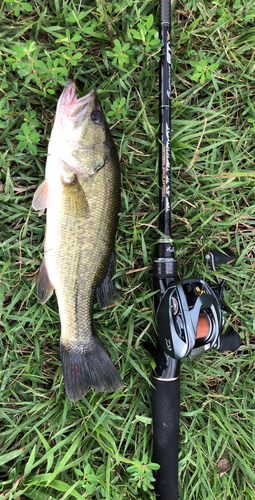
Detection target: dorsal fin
<box><xmin>96</xmin><ymin>251</ymin><xmax>116</xmax><ymax>309</ymax></box>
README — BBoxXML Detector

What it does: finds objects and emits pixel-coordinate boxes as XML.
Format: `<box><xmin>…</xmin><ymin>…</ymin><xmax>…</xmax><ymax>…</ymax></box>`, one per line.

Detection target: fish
<box><xmin>32</xmin><ymin>80</ymin><xmax>123</xmax><ymax>402</ymax></box>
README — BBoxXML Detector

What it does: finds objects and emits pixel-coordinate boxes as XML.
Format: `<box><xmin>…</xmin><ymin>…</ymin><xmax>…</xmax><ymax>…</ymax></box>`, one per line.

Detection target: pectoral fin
<box><xmin>96</xmin><ymin>251</ymin><xmax>116</xmax><ymax>309</ymax></box>
<box><xmin>37</xmin><ymin>257</ymin><xmax>54</xmax><ymax>304</ymax></box>
<box><xmin>61</xmin><ymin>177</ymin><xmax>90</xmax><ymax>218</ymax></box>
<box><xmin>32</xmin><ymin>179</ymin><xmax>49</xmax><ymax>215</ymax></box>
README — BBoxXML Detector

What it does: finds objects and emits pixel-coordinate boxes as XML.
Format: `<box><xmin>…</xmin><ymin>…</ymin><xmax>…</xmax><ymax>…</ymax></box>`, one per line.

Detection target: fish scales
<box><xmin>33</xmin><ymin>81</ymin><xmax>123</xmax><ymax>401</ymax></box>
<box><xmin>52</xmin><ymin>155</ymin><xmax>119</xmax><ymax>345</ymax></box>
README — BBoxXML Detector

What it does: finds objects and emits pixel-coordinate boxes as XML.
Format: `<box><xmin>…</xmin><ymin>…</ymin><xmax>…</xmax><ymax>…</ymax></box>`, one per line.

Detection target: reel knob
<box><xmin>205</xmin><ymin>248</ymin><xmax>235</xmax><ymax>266</ymax></box>
<box><xmin>217</xmin><ymin>329</ymin><xmax>241</xmax><ymax>353</ymax></box>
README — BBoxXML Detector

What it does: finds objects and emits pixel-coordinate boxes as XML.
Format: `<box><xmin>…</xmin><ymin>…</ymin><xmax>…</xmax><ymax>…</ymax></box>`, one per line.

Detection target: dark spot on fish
<box><xmin>91</xmin><ymin>110</ymin><xmax>102</xmax><ymax>124</ymax></box>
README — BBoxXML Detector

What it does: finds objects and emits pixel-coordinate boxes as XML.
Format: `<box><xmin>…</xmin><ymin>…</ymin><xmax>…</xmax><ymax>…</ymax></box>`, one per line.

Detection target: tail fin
<box><xmin>60</xmin><ymin>337</ymin><xmax>123</xmax><ymax>402</ymax></box>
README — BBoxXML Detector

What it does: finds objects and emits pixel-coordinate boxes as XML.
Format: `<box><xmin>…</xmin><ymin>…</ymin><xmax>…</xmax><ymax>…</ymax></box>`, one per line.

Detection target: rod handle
<box><xmin>152</xmin><ymin>376</ymin><xmax>180</xmax><ymax>500</ymax></box>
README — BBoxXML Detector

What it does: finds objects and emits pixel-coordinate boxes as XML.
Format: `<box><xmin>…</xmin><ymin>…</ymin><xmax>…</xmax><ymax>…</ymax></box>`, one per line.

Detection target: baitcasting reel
<box><xmin>156</xmin><ymin>248</ymin><xmax>240</xmax><ymax>360</ymax></box>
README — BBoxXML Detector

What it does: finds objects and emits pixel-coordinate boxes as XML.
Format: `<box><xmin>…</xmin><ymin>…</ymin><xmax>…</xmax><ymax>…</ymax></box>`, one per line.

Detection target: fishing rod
<box><xmin>151</xmin><ymin>1</ymin><xmax>241</xmax><ymax>498</ymax></box>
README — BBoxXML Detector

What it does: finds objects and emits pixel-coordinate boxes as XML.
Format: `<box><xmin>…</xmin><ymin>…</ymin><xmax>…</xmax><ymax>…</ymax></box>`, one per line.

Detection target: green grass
<box><xmin>0</xmin><ymin>0</ymin><xmax>255</xmax><ymax>498</ymax></box>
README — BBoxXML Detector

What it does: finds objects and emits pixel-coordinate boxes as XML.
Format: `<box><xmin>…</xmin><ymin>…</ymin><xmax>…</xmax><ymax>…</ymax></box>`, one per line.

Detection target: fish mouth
<box><xmin>57</xmin><ymin>80</ymin><xmax>95</xmax><ymax>124</ymax></box>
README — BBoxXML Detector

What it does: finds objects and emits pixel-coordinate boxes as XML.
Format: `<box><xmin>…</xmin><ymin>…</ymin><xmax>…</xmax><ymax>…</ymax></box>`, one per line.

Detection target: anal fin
<box><xmin>37</xmin><ymin>257</ymin><xmax>54</xmax><ymax>304</ymax></box>
<box><xmin>96</xmin><ymin>251</ymin><xmax>116</xmax><ymax>309</ymax></box>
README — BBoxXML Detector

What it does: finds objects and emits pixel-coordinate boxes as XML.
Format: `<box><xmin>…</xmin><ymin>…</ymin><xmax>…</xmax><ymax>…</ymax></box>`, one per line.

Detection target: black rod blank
<box><xmin>159</xmin><ymin>0</ymin><xmax>171</xmax><ymax>238</ymax></box>
<box><xmin>152</xmin><ymin>2</ymin><xmax>180</xmax><ymax>499</ymax></box>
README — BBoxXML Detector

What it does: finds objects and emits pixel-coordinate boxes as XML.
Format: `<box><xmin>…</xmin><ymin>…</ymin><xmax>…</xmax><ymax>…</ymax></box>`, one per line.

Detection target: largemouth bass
<box><xmin>32</xmin><ymin>80</ymin><xmax>123</xmax><ymax>402</ymax></box>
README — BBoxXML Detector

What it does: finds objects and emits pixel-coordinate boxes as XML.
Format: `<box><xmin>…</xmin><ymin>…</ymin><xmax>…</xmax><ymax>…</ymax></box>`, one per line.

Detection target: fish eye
<box><xmin>91</xmin><ymin>110</ymin><xmax>102</xmax><ymax>124</ymax></box>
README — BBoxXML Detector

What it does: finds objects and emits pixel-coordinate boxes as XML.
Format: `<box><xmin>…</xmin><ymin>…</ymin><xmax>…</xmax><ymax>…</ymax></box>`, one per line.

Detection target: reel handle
<box><xmin>206</xmin><ymin>248</ymin><xmax>235</xmax><ymax>266</ymax></box>
<box><xmin>217</xmin><ymin>329</ymin><xmax>241</xmax><ymax>353</ymax></box>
